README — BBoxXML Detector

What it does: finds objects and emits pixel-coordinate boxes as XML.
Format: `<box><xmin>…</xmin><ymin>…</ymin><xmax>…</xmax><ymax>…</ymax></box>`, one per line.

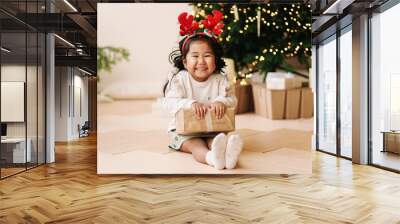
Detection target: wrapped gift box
<box><xmin>285</xmin><ymin>88</ymin><xmax>301</xmax><ymax>119</ymax></box>
<box><xmin>266</xmin><ymin>72</ymin><xmax>302</xmax><ymax>90</ymax></box>
<box><xmin>252</xmin><ymin>82</ymin><xmax>285</xmax><ymax>119</ymax></box>
<box><xmin>266</xmin><ymin>89</ymin><xmax>286</xmax><ymax>119</ymax></box>
<box><xmin>176</xmin><ymin>107</ymin><xmax>235</xmax><ymax>135</ymax></box>
<box><xmin>251</xmin><ymin>82</ymin><xmax>268</xmax><ymax>117</ymax></box>
<box><xmin>300</xmin><ymin>87</ymin><xmax>313</xmax><ymax>118</ymax></box>
<box><xmin>235</xmin><ymin>83</ymin><xmax>254</xmax><ymax>114</ymax></box>
<box><xmin>266</xmin><ymin>72</ymin><xmax>302</xmax><ymax>120</ymax></box>
<box><xmin>251</xmin><ymin>73</ymin><xmax>310</xmax><ymax>120</ymax></box>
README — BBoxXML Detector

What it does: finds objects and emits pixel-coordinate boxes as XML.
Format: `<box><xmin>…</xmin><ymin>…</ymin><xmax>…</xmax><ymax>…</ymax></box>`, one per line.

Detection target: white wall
<box><xmin>55</xmin><ymin>67</ymin><xmax>70</xmax><ymax>141</ymax></box>
<box><xmin>76</xmin><ymin>74</ymin><xmax>89</xmax><ymax>123</ymax></box>
<box><xmin>97</xmin><ymin>3</ymin><xmax>193</xmax><ymax>98</ymax></box>
<box><xmin>71</xmin><ymin>74</ymin><xmax>88</xmax><ymax>138</ymax></box>
<box><xmin>55</xmin><ymin>67</ymin><xmax>89</xmax><ymax>141</ymax></box>
<box><xmin>1</xmin><ymin>65</ymin><xmax>26</xmax><ymax>81</ymax></box>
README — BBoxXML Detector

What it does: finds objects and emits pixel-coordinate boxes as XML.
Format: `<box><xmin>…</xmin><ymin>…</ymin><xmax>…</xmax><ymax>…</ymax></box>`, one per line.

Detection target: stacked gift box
<box><xmin>234</xmin><ymin>81</ymin><xmax>254</xmax><ymax>114</ymax></box>
<box><xmin>251</xmin><ymin>72</ymin><xmax>313</xmax><ymax>120</ymax></box>
<box><xmin>222</xmin><ymin>58</ymin><xmax>255</xmax><ymax>115</ymax></box>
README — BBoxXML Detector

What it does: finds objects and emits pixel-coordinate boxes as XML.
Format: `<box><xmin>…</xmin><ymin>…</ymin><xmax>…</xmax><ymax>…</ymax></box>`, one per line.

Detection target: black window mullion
<box><xmin>367</xmin><ymin>10</ymin><xmax>373</xmax><ymax>165</ymax></box>
<box><xmin>44</xmin><ymin>31</ymin><xmax>47</xmax><ymax>164</ymax></box>
<box><xmin>316</xmin><ymin>44</ymin><xmax>319</xmax><ymax>151</ymax></box>
<box><xmin>36</xmin><ymin>0</ymin><xmax>39</xmax><ymax>168</ymax></box>
<box><xmin>0</xmin><ymin>23</ymin><xmax>2</xmax><ymax>179</ymax></box>
<box><xmin>336</xmin><ymin>25</ymin><xmax>341</xmax><ymax>157</ymax></box>
<box><xmin>24</xmin><ymin>0</ymin><xmax>28</xmax><ymax>171</ymax></box>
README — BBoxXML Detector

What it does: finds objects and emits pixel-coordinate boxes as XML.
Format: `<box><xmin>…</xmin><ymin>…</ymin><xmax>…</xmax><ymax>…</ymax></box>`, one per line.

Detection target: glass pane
<box><xmin>317</xmin><ymin>36</ymin><xmax>337</xmax><ymax>154</ymax></box>
<box><xmin>339</xmin><ymin>28</ymin><xmax>352</xmax><ymax>158</ymax></box>
<box><xmin>38</xmin><ymin>33</ymin><xmax>45</xmax><ymax>165</ymax></box>
<box><xmin>371</xmin><ymin>4</ymin><xmax>400</xmax><ymax>171</ymax></box>
<box><xmin>1</xmin><ymin>30</ymin><xmax>27</xmax><ymax>177</ymax></box>
<box><xmin>27</xmin><ymin>31</ymin><xmax>38</xmax><ymax>169</ymax></box>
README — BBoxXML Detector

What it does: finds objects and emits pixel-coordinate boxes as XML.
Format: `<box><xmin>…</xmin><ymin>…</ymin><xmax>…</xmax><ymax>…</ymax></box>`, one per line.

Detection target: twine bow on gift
<box><xmin>204</xmin><ymin>111</ymin><xmax>214</xmax><ymax>132</ymax></box>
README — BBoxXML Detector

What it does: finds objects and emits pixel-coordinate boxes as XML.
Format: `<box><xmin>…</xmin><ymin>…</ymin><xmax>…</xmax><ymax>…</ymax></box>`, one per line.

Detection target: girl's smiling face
<box><xmin>183</xmin><ymin>40</ymin><xmax>216</xmax><ymax>82</ymax></box>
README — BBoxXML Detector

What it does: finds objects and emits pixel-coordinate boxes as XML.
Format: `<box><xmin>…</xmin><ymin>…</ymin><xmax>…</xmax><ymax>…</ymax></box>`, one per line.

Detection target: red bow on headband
<box><xmin>201</xmin><ymin>10</ymin><xmax>224</xmax><ymax>36</ymax></box>
<box><xmin>178</xmin><ymin>10</ymin><xmax>224</xmax><ymax>37</ymax></box>
<box><xmin>178</xmin><ymin>12</ymin><xmax>199</xmax><ymax>36</ymax></box>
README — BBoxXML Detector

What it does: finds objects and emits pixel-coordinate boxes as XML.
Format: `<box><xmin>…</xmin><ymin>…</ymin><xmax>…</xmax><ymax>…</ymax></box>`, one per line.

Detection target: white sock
<box><xmin>208</xmin><ymin>133</ymin><xmax>227</xmax><ymax>170</ymax></box>
<box><xmin>225</xmin><ymin>135</ymin><xmax>243</xmax><ymax>169</ymax></box>
<box><xmin>205</xmin><ymin>151</ymin><xmax>214</xmax><ymax>166</ymax></box>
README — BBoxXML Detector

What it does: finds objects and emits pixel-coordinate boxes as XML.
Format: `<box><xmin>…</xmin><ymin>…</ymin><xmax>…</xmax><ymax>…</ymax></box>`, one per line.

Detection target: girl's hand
<box><xmin>209</xmin><ymin>102</ymin><xmax>226</xmax><ymax>119</ymax></box>
<box><xmin>191</xmin><ymin>102</ymin><xmax>208</xmax><ymax>119</ymax></box>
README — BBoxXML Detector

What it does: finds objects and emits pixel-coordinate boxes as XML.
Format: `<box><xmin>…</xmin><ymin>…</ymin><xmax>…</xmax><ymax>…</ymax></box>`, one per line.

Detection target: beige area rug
<box><xmin>98</xmin><ymin>100</ymin><xmax>313</xmax><ymax>174</ymax></box>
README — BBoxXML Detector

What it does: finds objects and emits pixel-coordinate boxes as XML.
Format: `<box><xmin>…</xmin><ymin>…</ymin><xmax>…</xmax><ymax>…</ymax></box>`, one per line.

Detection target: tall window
<box><xmin>317</xmin><ymin>35</ymin><xmax>337</xmax><ymax>154</ymax></box>
<box><xmin>339</xmin><ymin>27</ymin><xmax>352</xmax><ymax>158</ymax></box>
<box><xmin>371</xmin><ymin>2</ymin><xmax>400</xmax><ymax>171</ymax></box>
<box><xmin>0</xmin><ymin>1</ymin><xmax>46</xmax><ymax>179</ymax></box>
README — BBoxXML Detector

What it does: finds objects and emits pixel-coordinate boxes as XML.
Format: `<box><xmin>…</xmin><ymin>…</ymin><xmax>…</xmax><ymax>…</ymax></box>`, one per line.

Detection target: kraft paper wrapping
<box><xmin>176</xmin><ymin>107</ymin><xmax>235</xmax><ymax>135</ymax></box>
<box><xmin>285</xmin><ymin>88</ymin><xmax>301</xmax><ymax>119</ymax></box>
<box><xmin>266</xmin><ymin>89</ymin><xmax>286</xmax><ymax>120</ymax></box>
<box><xmin>300</xmin><ymin>87</ymin><xmax>314</xmax><ymax>118</ymax></box>
<box><xmin>235</xmin><ymin>83</ymin><xmax>254</xmax><ymax>114</ymax></box>
<box><xmin>251</xmin><ymin>83</ymin><xmax>268</xmax><ymax>118</ymax></box>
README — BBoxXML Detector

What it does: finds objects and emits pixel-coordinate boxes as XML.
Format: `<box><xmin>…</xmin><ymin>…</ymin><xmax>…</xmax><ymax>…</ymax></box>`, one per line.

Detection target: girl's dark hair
<box><xmin>163</xmin><ymin>34</ymin><xmax>226</xmax><ymax>95</ymax></box>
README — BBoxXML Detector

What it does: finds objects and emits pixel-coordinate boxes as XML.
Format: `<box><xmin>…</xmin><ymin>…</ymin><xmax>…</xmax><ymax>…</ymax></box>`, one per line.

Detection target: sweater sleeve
<box><xmin>162</xmin><ymin>73</ymin><xmax>196</xmax><ymax>115</ymax></box>
<box><xmin>212</xmin><ymin>75</ymin><xmax>238</xmax><ymax>109</ymax></box>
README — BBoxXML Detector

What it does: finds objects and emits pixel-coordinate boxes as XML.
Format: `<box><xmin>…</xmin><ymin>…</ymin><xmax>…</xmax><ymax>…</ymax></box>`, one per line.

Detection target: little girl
<box><xmin>162</xmin><ymin>10</ymin><xmax>243</xmax><ymax>170</ymax></box>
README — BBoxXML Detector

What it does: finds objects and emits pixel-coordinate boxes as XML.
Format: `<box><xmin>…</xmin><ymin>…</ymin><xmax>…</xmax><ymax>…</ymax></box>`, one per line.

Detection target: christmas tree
<box><xmin>192</xmin><ymin>3</ymin><xmax>312</xmax><ymax>82</ymax></box>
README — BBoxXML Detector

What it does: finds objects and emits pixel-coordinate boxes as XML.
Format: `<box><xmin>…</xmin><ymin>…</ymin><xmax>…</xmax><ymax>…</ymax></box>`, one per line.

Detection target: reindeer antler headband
<box><xmin>178</xmin><ymin>10</ymin><xmax>225</xmax><ymax>51</ymax></box>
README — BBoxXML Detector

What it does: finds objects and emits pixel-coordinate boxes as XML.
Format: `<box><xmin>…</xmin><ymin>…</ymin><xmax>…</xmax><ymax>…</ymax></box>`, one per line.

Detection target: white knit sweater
<box><xmin>162</xmin><ymin>70</ymin><xmax>237</xmax><ymax>132</ymax></box>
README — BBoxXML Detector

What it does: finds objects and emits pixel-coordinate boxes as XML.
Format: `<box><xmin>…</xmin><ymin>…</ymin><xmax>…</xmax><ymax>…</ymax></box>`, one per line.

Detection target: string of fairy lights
<box><xmin>193</xmin><ymin>3</ymin><xmax>312</xmax><ymax>82</ymax></box>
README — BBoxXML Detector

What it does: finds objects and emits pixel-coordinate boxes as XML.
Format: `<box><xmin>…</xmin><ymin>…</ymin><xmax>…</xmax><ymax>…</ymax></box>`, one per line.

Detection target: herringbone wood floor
<box><xmin>1</xmin><ymin>134</ymin><xmax>400</xmax><ymax>223</ymax></box>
